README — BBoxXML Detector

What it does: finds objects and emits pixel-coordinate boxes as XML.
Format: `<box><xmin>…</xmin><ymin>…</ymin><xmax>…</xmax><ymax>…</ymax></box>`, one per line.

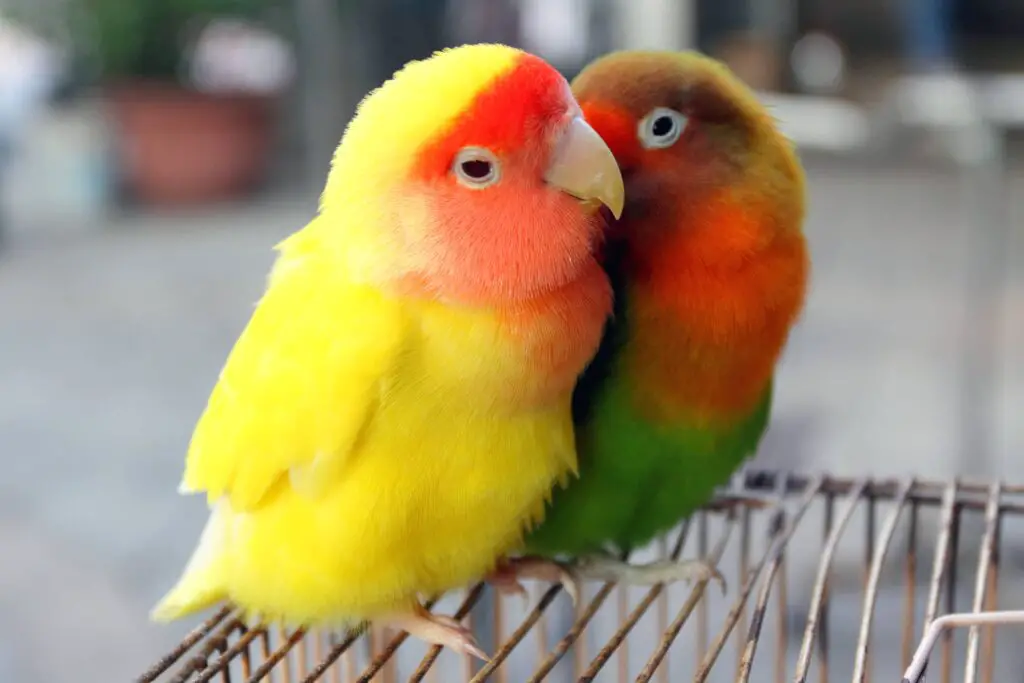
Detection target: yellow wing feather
<box><xmin>180</xmin><ymin>223</ymin><xmax>406</xmax><ymax>510</ymax></box>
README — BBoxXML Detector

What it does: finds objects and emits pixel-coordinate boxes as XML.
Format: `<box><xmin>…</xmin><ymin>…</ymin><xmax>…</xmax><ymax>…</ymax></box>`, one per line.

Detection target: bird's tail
<box><xmin>151</xmin><ymin>502</ymin><xmax>230</xmax><ymax>622</ymax></box>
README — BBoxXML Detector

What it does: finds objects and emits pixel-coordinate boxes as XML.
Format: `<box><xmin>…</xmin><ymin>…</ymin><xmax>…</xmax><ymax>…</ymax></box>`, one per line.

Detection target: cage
<box><xmin>136</xmin><ymin>470</ymin><xmax>1024</xmax><ymax>683</ymax></box>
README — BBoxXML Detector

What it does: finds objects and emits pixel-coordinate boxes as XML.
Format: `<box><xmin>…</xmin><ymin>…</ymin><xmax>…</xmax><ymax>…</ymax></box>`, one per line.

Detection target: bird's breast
<box><xmin>414</xmin><ymin>259</ymin><xmax>612</xmax><ymax>411</ymax></box>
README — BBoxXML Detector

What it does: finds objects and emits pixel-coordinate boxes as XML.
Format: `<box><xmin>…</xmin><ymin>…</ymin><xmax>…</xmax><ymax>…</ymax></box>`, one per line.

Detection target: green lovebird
<box><xmin>486</xmin><ymin>50</ymin><xmax>811</xmax><ymax>596</ymax></box>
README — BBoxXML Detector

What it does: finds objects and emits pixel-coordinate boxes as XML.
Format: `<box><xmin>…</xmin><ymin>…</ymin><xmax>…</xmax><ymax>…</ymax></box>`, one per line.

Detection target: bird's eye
<box><xmin>637</xmin><ymin>107</ymin><xmax>688</xmax><ymax>150</ymax></box>
<box><xmin>453</xmin><ymin>147</ymin><xmax>501</xmax><ymax>188</ymax></box>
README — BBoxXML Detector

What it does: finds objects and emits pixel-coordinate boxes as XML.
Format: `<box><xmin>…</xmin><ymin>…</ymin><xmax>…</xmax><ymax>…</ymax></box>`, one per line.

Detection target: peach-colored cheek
<box><xmin>499</xmin><ymin>260</ymin><xmax>612</xmax><ymax>404</ymax></box>
<box><xmin>419</xmin><ymin>185</ymin><xmax>601</xmax><ymax>304</ymax></box>
<box><xmin>394</xmin><ymin>192</ymin><xmax>434</xmax><ymax>250</ymax></box>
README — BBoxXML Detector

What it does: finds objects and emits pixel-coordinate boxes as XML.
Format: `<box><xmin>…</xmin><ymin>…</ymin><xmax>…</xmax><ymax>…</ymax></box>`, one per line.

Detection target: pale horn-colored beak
<box><xmin>544</xmin><ymin>115</ymin><xmax>625</xmax><ymax>220</ymax></box>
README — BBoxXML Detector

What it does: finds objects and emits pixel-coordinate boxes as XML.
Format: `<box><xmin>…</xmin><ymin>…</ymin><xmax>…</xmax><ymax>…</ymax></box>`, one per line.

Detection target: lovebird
<box><xmin>489</xmin><ymin>50</ymin><xmax>810</xmax><ymax>594</ymax></box>
<box><xmin>151</xmin><ymin>43</ymin><xmax>625</xmax><ymax>659</ymax></box>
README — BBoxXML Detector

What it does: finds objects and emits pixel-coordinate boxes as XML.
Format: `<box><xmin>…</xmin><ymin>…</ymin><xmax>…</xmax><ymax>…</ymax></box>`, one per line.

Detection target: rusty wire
<box><xmin>137</xmin><ymin>470</ymin><xmax>1024</xmax><ymax>683</ymax></box>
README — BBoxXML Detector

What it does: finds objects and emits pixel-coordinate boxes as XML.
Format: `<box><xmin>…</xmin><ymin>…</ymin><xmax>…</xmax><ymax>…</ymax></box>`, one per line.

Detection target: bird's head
<box><xmin>571</xmin><ymin>50</ymin><xmax>805</xmax><ymax>267</ymax></box>
<box><xmin>320</xmin><ymin>43</ymin><xmax>625</xmax><ymax>305</ymax></box>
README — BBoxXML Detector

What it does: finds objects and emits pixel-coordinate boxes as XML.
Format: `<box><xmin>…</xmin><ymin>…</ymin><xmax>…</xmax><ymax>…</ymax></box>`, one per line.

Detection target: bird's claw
<box><xmin>487</xmin><ymin>557</ymin><xmax>582</xmax><ymax>607</ymax></box>
<box><xmin>575</xmin><ymin>556</ymin><xmax>727</xmax><ymax>594</ymax></box>
<box><xmin>428</xmin><ymin>615</ymin><xmax>490</xmax><ymax>661</ymax></box>
<box><xmin>382</xmin><ymin>606</ymin><xmax>490</xmax><ymax>662</ymax></box>
<box><xmin>487</xmin><ymin>568</ymin><xmax>531</xmax><ymax>608</ymax></box>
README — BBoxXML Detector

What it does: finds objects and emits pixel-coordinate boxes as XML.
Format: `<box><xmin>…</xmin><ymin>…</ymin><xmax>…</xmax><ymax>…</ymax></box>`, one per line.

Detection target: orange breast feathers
<box><xmin>625</xmin><ymin>196</ymin><xmax>809</xmax><ymax>423</ymax></box>
<box><xmin>498</xmin><ymin>258</ymin><xmax>612</xmax><ymax>408</ymax></box>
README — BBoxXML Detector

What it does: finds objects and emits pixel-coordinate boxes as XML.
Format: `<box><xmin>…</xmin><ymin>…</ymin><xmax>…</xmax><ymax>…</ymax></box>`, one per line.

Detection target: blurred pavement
<box><xmin>1</xmin><ymin>161</ymin><xmax>1023</xmax><ymax>682</ymax></box>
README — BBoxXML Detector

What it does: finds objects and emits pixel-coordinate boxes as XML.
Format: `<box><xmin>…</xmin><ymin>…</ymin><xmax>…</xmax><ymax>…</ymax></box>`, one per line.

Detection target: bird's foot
<box><xmin>486</xmin><ymin>556</ymin><xmax>582</xmax><ymax>607</ymax></box>
<box><xmin>575</xmin><ymin>556</ymin><xmax>727</xmax><ymax>594</ymax></box>
<box><xmin>381</xmin><ymin>604</ymin><xmax>489</xmax><ymax>661</ymax></box>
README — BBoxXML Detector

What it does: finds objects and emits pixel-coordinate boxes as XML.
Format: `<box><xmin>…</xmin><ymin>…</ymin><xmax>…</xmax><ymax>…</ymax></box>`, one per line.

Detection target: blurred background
<box><xmin>1</xmin><ymin>0</ymin><xmax>1023</xmax><ymax>681</ymax></box>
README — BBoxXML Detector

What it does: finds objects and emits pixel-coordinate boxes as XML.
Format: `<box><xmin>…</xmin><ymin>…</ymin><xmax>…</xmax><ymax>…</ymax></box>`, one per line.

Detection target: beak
<box><xmin>544</xmin><ymin>115</ymin><xmax>625</xmax><ymax>219</ymax></box>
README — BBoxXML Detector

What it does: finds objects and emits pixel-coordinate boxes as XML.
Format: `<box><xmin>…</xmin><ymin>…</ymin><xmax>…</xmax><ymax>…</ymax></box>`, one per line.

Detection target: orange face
<box><xmin>569</xmin><ymin>51</ymin><xmax>809</xmax><ymax>420</ymax></box>
<box><xmin>395</xmin><ymin>54</ymin><xmax>623</xmax><ymax>306</ymax></box>
<box><xmin>573</xmin><ymin>53</ymin><xmax>789</xmax><ymax>235</ymax></box>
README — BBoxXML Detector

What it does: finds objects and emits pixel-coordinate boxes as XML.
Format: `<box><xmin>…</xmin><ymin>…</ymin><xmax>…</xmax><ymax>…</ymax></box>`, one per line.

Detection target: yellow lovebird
<box><xmin>151</xmin><ymin>43</ymin><xmax>624</xmax><ymax>659</ymax></box>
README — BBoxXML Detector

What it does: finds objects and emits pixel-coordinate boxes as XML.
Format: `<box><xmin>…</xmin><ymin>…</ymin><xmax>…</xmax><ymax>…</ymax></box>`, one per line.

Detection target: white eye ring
<box><xmin>637</xmin><ymin>107</ymin><xmax>688</xmax><ymax>149</ymax></box>
<box><xmin>452</xmin><ymin>147</ymin><xmax>501</xmax><ymax>188</ymax></box>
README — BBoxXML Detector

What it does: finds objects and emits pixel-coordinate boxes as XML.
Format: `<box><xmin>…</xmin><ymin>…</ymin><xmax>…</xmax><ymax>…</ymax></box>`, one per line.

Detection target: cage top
<box><xmin>138</xmin><ymin>470</ymin><xmax>1024</xmax><ymax>683</ymax></box>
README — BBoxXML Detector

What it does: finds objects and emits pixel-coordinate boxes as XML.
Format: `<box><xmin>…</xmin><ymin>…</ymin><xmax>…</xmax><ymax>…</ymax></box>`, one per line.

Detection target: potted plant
<box><xmin>78</xmin><ymin>0</ymin><xmax>293</xmax><ymax>205</ymax></box>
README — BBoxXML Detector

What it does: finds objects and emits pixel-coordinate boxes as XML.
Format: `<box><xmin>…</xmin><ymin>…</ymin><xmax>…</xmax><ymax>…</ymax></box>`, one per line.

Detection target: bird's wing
<box><xmin>179</xmin><ymin>232</ymin><xmax>406</xmax><ymax>511</ymax></box>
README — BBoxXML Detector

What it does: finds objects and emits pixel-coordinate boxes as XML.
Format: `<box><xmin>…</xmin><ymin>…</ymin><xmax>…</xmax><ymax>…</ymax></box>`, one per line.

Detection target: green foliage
<box><xmin>78</xmin><ymin>0</ymin><xmax>279</xmax><ymax>82</ymax></box>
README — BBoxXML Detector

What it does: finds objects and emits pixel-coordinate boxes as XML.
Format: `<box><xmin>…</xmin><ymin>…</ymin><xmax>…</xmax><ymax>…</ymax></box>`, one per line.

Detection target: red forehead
<box><xmin>411</xmin><ymin>54</ymin><xmax>570</xmax><ymax>179</ymax></box>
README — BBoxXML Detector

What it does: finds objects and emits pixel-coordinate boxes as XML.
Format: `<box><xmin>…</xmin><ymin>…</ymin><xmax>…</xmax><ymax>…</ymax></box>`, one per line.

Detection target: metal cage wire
<box><xmin>136</xmin><ymin>470</ymin><xmax>1024</xmax><ymax>683</ymax></box>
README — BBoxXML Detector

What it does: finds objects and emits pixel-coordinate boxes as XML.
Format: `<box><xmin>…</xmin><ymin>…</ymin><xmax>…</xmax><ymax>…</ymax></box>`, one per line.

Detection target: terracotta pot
<box><xmin>106</xmin><ymin>81</ymin><xmax>275</xmax><ymax>205</ymax></box>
